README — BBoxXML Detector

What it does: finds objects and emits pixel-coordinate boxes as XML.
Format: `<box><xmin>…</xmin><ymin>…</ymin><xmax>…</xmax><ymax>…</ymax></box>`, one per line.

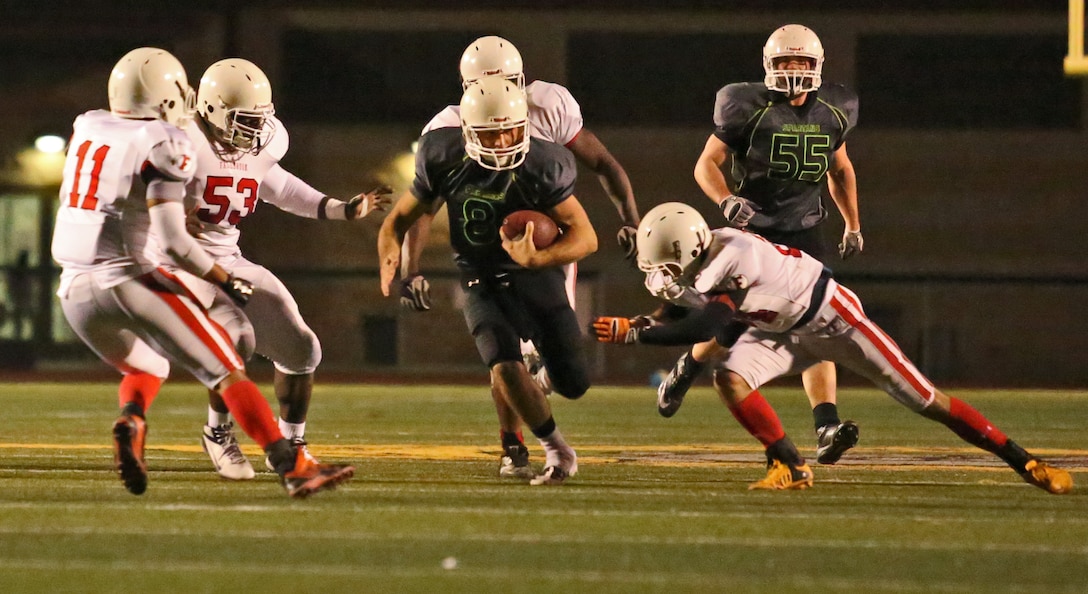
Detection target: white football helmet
<box><xmin>460</xmin><ymin>77</ymin><xmax>530</xmax><ymax>171</ymax></box>
<box><xmin>636</xmin><ymin>202</ymin><xmax>712</xmax><ymax>293</ymax></box>
<box><xmin>460</xmin><ymin>36</ymin><xmax>525</xmax><ymax>89</ymax></box>
<box><xmin>763</xmin><ymin>24</ymin><xmax>824</xmax><ymax>96</ymax></box>
<box><xmin>197</xmin><ymin>58</ymin><xmax>276</xmax><ymax>161</ymax></box>
<box><xmin>107</xmin><ymin>47</ymin><xmax>196</xmax><ymax>129</ymax></box>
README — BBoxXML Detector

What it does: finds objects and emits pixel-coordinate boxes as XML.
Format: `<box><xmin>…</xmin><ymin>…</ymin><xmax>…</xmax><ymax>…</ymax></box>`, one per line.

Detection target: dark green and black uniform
<box><xmin>714</xmin><ymin>82</ymin><xmax>858</xmax><ymax>261</ymax></box>
<box><xmin>410</xmin><ymin>127</ymin><xmax>589</xmax><ymax>398</ymax></box>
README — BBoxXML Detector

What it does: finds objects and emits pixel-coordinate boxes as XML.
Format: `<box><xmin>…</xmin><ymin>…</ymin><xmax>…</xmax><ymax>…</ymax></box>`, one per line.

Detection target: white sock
<box><xmin>279</xmin><ymin>419</ymin><xmax>306</xmax><ymax>441</ymax></box>
<box><xmin>208</xmin><ymin>407</ymin><xmax>230</xmax><ymax>427</ymax></box>
<box><xmin>537</xmin><ymin>428</ymin><xmax>568</xmax><ymax>468</ymax></box>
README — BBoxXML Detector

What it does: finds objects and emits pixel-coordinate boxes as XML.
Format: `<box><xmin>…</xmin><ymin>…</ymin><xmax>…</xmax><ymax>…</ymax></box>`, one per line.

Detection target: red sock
<box><xmin>118</xmin><ymin>373</ymin><xmax>163</xmax><ymax>413</ymax></box>
<box><xmin>946</xmin><ymin>397</ymin><xmax>1008</xmax><ymax>453</ymax></box>
<box><xmin>727</xmin><ymin>390</ymin><xmax>787</xmax><ymax>448</ymax></box>
<box><xmin>220</xmin><ymin>380</ymin><xmax>283</xmax><ymax>449</ymax></box>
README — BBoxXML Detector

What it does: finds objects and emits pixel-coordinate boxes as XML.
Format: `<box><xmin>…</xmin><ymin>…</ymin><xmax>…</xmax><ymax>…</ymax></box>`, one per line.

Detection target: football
<box><xmin>501</xmin><ymin>210</ymin><xmax>559</xmax><ymax>249</ymax></box>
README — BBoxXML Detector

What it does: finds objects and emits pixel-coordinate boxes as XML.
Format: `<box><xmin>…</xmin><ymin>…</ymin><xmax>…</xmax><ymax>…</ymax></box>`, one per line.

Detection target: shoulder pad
<box><xmin>263</xmin><ymin>115</ymin><xmax>290</xmax><ymax>161</ymax></box>
<box><xmin>816</xmin><ymin>84</ymin><xmax>859</xmax><ymax>132</ymax></box>
<box><xmin>421</xmin><ymin>106</ymin><xmax>461</xmax><ymax>136</ymax></box>
<box><xmin>527</xmin><ymin>81</ymin><xmax>583</xmax><ymax>145</ymax></box>
<box><xmin>714</xmin><ymin>83</ymin><xmax>768</xmax><ymax>127</ymax></box>
<box><xmin>146</xmin><ymin>123</ymin><xmax>197</xmax><ymax>182</ymax></box>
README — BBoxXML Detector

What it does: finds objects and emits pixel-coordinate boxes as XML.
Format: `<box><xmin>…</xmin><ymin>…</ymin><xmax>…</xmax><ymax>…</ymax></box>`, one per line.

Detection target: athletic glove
<box><xmin>592</xmin><ymin>316</ymin><xmax>641</xmax><ymax>344</ymax></box>
<box><xmin>719</xmin><ymin>195</ymin><xmax>758</xmax><ymax>228</ymax></box>
<box><xmin>839</xmin><ymin>229</ymin><xmax>864</xmax><ymax>260</ymax></box>
<box><xmin>399</xmin><ymin>274</ymin><xmax>431</xmax><ymax>311</ymax></box>
<box><xmin>616</xmin><ymin>225</ymin><xmax>638</xmax><ymax>261</ymax></box>
<box><xmin>219</xmin><ymin>274</ymin><xmax>255</xmax><ymax>307</ymax></box>
<box><xmin>344</xmin><ymin>185</ymin><xmax>394</xmax><ymax>220</ymax></box>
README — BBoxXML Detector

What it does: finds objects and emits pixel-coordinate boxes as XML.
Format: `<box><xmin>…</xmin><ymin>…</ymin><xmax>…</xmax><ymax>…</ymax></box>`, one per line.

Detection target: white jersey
<box><xmin>653</xmin><ymin>228</ymin><xmax>828</xmax><ymax>333</ymax></box>
<box><xmin>184</xmin><ymin>115</ymin><xmax>323</xmax><ymax>260</ymax></box>
<box><xmin>52</xmin><ymin>110</ymin><xmax>196</xmax><ymax>292</ymax></box>
<box><xmin>421</xmin><ymin>80</ymin><xmax>584</xmax><ymax>146</ymax></box>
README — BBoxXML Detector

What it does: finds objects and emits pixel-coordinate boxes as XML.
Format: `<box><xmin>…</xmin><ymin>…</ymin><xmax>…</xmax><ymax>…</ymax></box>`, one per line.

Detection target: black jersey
<box><xmin>411</xmin><ymin>127</ymin><xmax>577</xmax><ymax>273</ymax></box>
<box><xmin>713</xmin><ymin>82</ymin><xmax>858</xmax><ymax>232</ymax></box>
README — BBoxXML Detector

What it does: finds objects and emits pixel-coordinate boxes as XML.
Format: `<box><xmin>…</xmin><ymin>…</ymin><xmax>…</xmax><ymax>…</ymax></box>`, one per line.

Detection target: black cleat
<box><xmin>815</xmin><ymin>420</ymin><xmax>859</xmax><ymax>465</ymax></box>
<box><xmin>657</xmin><ymin>352</ymin><xmax>700</xmax><ymax>418</ymax></box>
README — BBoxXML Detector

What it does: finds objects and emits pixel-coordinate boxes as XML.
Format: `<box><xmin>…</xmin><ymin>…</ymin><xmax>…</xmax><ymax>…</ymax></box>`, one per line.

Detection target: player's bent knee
<box><xmin>271</xmin><ymin>331</ymin><xmax>321</xmax><ymax>375</ymax></box>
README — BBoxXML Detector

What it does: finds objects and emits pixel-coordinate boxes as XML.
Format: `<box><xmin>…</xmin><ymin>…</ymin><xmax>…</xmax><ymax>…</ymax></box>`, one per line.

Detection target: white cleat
<box><xmin>201</xmin><ymin>422</ymin><xmax>255</xmax><ymax>480</ymax></box>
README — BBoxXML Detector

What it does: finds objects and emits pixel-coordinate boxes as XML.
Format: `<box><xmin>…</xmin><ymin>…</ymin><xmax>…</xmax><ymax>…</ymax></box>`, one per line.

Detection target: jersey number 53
<box><xmin>198</xmin><ymin>175</ymin><xmax>259</xmax><ymax>225</ymax></box>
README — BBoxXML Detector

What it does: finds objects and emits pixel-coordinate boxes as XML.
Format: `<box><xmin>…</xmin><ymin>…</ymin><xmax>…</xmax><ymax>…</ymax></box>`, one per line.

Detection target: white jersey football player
<box><xmin>398</xmin><ymin>36</ymin><xmax>640</xmax><ymax>479</ymax></box>
<box><xmin>177</xmin><ymin>58</ymin><xmax>391</xmax><ymax>480</ymax></box>
<box><xmin>592</xmin><ymin>202</ymin><xmax>1072</xmax><ymax>495</ymax></box>
<box><xmin>53</xmin><ymin>47</ymin><xmax>354</xmax><ymax>498</ymax></box>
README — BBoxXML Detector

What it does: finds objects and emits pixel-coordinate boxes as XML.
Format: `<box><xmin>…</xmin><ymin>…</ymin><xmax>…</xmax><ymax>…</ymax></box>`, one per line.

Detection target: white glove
<box><xmin>839</xmin><ymin>229</ymin><xmax>864</xmax><ymax>260</ymax></box>
<box><xmin>719</xmin><ymin>195</ymin><xmax>758</xmax><ymax>228</ymax></box>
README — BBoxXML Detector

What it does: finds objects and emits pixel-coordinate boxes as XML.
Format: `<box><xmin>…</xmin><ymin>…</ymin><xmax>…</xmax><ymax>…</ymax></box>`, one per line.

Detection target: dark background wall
<box><xmin>1</xmin><ymin>1</ymin><xmax>1084</xmax><ymax>386</ymax></box>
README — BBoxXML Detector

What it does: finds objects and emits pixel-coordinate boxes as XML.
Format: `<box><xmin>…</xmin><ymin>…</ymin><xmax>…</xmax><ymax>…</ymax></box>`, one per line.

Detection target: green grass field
<box><xmin>1</xmin><ymin>382</ymin><xmax>1085</xmax><ymax>593</ymax></box>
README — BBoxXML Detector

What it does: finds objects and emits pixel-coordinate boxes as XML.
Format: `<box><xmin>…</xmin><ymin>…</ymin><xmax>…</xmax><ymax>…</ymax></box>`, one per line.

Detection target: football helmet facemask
<box><xmin>108</xmin><ymin>47</ymin><xmax>196</xmax><ymax>129</ymax></box>
<box><xmin>763</xmin><ymin>24</ymin><xmax>825</xmax><ymax>96</ymax></box>
<box><xmin>636</xmin><ymin>202</ymin><xmax>712</xmax><ymax>294</ymax></box>
<box><xmin>460</xmin><ymin>77</ymin><xmax>530</xmax><ymax>171</ymax></box>
<box><xmin>197</xmin><ymin>58</ymin><xmax>276</xmax><ymax>161</ymax></box>
<box><xmin>460</xmin><ymin>36</ymin><xmax>525</xmax><ymax>90</ymax></box>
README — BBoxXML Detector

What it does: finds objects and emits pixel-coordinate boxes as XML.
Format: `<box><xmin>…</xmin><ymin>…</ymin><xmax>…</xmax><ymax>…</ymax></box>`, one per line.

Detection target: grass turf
<box><xmin>0</xmin><ymin>382</ymin><xmax>1085</xmax><ymax>593</ymax></box>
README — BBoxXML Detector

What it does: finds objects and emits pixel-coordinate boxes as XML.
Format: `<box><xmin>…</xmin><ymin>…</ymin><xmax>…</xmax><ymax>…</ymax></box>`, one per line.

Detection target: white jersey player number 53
<box><xmin>199</xmin><ymin>175</ymin><xmax>259</xmax><ymax>225</ymax></box>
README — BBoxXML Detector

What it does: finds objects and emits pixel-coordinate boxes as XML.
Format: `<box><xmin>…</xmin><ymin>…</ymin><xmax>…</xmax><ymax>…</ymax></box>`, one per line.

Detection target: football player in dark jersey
<box><xmin>378</xmin><ymin>78</ymin><xmax>597</xmax><ymax>486</ymax></box>
<box><xmin>659</xmin><ymin>24</ymin><xmax>863</xmax><ymax>467</ymax></box>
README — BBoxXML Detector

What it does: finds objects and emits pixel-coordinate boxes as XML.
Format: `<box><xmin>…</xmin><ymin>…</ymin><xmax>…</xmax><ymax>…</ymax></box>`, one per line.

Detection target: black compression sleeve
<box><xmin>639</xmin><ymin>301</ymin><xmax>736</xmax><ymax>346</ymax></box>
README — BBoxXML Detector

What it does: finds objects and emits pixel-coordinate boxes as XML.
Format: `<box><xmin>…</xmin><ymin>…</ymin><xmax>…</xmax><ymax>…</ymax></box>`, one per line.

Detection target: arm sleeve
<box><xmin>148</xmin><ymin>198</ymin><xmax>215</xmax><ymax>277</ymax></box>
<box><xmin>639</xmin><ymin>299</ymin><xmax>736</xmax><ymax>346</ymax></box>
<box><xmin>258</xmin><ymin>165</ymin><xmax>330</xmax><ymax>219</ymax></box>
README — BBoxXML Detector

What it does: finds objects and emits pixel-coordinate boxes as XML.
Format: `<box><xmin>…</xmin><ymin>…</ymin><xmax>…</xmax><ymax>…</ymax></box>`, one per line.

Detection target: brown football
<box><xmin>501</xmin><ymin>210</ymin><xmax>559</xmax><ymax>249</ymax></box>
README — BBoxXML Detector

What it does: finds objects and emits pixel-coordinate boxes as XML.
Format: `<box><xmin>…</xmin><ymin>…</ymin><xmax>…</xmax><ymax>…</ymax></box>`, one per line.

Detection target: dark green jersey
<box><xmin>411</xmin><ymin>127</ymin><xmax>577</xmax><ymax>272</ymax></box>
<box><xmin>713</xmin><ymin>82</ymin><xmax>858</xmax><ymax>232</ymax></box>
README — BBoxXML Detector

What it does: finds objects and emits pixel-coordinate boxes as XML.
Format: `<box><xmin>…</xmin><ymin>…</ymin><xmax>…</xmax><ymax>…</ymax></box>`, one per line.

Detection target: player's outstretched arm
<box><xmin>378</xmin><ymin>191</ymin><xmax>428</xmax><ymax>297</ymax></box>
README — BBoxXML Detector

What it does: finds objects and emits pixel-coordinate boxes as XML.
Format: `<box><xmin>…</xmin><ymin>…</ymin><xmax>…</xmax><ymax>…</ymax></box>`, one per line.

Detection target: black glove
<box><xmin>719</xmin><ymin>195</ymin><xmax>758</xmax><ymax>228</ymax></box>
<box><xmin>399</xmin><ymin>274</ymin><xmax>431</xmax><ymax>311</ymax></box>
<box><xmin>616</xmin><ymin>225</ymin><xmax>638</xmax><ymax>261</ymax></box>
<box><xmin>218</xmin><ymin>274</ymin><xmax>254</xmax><ymax>307</ymax></box>
<box><xmin>839</xmin><ymin>229</ymin><xmax>864</xmax><ymax>260</ymax></box>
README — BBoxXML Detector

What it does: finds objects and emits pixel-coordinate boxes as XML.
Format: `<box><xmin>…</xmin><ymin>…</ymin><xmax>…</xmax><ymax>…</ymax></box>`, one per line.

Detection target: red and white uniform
<box><xmin>52</xmin><ymin>110</ymin><xmax>245</xmax><ymax>387</ymax></box>
<box><xmin>423</xmin><ymin>80</ymin><xmax>583</xmax><ymax>313</ymax></box>
<box><xmin>654</xmin><ymin>228</ymin><xmax>937</xmax><ymax>411</ymax></box>
<box><xmin>422</xmin><ymin>80</ymin><xmax>584</xmax><ymax>147</ymax></box>
<box><xmin>175</xmin><ymin>116</ymin><xmax>322</xmax><ymax>375</ymax></box>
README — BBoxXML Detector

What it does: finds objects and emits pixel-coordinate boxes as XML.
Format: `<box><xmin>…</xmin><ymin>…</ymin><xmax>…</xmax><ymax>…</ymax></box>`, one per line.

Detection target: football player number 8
<box><xmin>462</xmin><ymin>198</ymin><xmax>497</xmax><ymax>246</ymax></box>
<box><xmin>67</xmin><ymin>140</ymin><xmax>111</xmax><ymax>211</ymax></box>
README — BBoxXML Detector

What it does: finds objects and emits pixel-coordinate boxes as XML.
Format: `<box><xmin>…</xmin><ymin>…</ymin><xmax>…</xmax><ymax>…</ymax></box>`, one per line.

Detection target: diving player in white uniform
<box><xmin>53</xmin><ymin>47</ymin><xmax>354</xmax><ymax>498</ymax></box>
<box><xmin>397</xmin><ymin>36</ymin><xmax>640</xmax><ymax>479</ymax></box>
<box><xmin>592</xmin><ymin>202</ymin><xmax>1072</xmax><ymax>495</ymax></box>
<box><xmin>178</xmin><ymin>58</ymin><xmax>391</xmax><ymax>480</ymax></box>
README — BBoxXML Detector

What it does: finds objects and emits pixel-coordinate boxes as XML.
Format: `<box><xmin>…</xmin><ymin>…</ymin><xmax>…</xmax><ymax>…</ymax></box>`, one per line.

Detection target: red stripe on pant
<box><xmin>138</xmin><ymin>273</ymin><xmax>241</xmax><ymax>372</ymax></box>
<box><xmin>830</xmin><ymin>289</ymin><xmax>934</xmax><ymax>401</ymax></box>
